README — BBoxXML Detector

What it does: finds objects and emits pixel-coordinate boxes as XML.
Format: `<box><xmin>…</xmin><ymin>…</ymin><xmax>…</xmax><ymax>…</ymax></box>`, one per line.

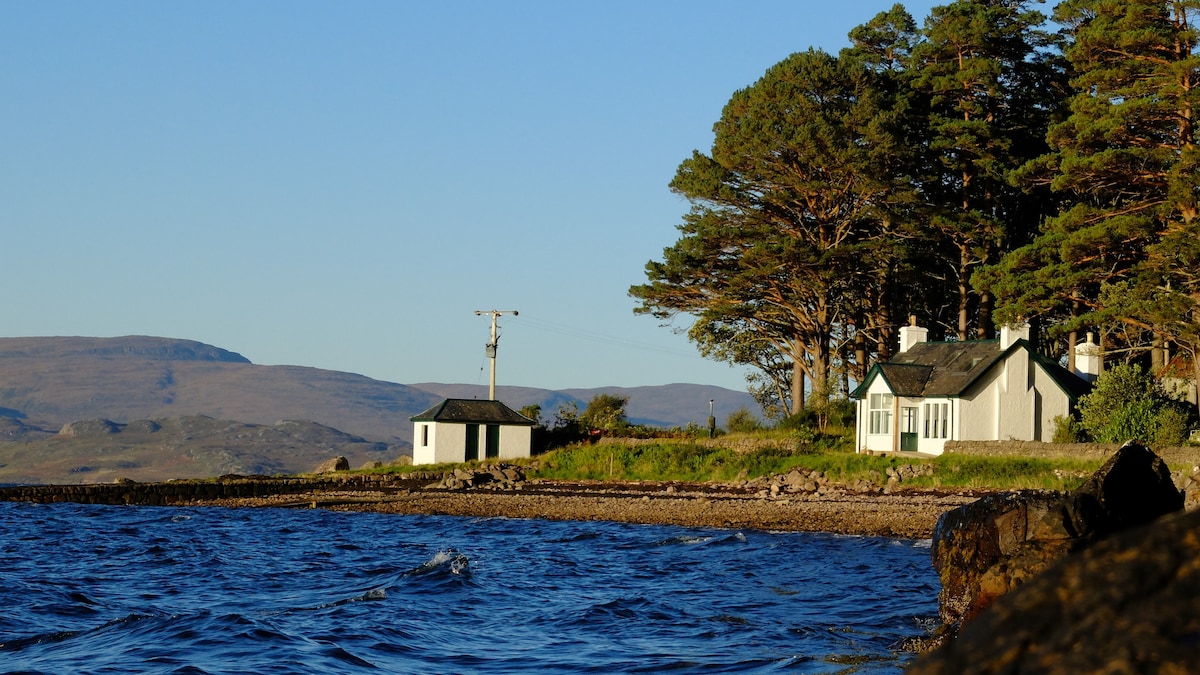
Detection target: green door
<box><xmin>485</xmin><ymin>424</ymin><xmax>500</xmax><ymax>459</ymax></box>
<box><xmin>465</xmin><ymin>424</ymin><xmax>480</xmax><ymax>461</ymax></box>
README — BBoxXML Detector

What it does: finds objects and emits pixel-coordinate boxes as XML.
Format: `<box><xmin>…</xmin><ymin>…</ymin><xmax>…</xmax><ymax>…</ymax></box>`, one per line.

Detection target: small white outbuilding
<box><xmin>410</xmin><ymin>398</ymin><xmax>536</xmax><ymax>465</ymax></box>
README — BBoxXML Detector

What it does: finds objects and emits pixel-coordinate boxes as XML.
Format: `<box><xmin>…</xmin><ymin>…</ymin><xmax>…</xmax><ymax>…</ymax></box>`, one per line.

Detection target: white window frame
<box><xmin>868</xmin><ymin>393</ymin><xmax>893</xmax><ymax>434</ymax></box>
<box><xmin>923</xmin><ymin>403</ymin><xmax>951</xmax><ymax>439</ymax></box>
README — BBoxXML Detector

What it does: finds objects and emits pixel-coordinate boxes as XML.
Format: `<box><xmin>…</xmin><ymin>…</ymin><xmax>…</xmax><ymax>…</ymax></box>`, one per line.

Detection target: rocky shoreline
<box><xmin>0</xmin><ymin>468</ymin><xmax>982</xmax><ymax>538</ymax></box>
<box><xmin>184</xmin><ymin>473</ymin><xmax>981</xmax><ymax>538</ymax></box>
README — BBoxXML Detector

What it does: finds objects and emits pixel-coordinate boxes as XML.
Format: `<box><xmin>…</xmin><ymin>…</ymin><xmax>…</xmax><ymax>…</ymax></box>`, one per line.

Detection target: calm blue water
<box><xmin>0</xmin><ymin>502</ymin><xmax>938</xmax><ymax>674</ymax></box>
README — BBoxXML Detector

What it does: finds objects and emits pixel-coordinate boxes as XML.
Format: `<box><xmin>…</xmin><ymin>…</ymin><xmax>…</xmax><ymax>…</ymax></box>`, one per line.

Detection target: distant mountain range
<box><xmin>0</xmin><ymin>336</ymin><xmax>756</xmax><ymax>484</ymax></box>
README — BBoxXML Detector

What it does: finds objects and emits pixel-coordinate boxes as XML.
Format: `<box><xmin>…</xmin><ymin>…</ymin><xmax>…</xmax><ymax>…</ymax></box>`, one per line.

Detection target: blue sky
<box><xmin>3</xmin><ymin>1</ymin><xmax>941</xmax><ymax>392</ymax></box>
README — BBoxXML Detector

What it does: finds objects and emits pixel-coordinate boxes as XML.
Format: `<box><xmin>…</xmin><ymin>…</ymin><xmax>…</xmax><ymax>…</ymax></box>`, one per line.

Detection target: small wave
<box><xmin>407</xmin><ymin>550</ymin><xmax>471</xmax><ymax>577</ymax></box>
<box><xmin>711</xmin><ymin>531</ymin><xmax>748</xmax><ymax>546</ymax></box>
<box><xmin>912</xmin><ymin>538</ymin><xmax>933</xmax><ymax>549</ymax></box>
<box><xmin>0</xmin><ymin>628</ymin><xmax>81</xmax><ymax>652</ymax></box>
<box><xmin>548</xmin><ymin>531</ymin><xmax>601</xmax><ymax>544</ymax></box>
<box><xmin>653</xmin><ymin>534</ymin><xmax>712</xmax><ymax>547</ymax></box>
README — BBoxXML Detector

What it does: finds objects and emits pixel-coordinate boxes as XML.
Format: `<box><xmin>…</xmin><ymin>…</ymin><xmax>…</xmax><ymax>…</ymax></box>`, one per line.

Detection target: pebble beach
<box><xmin>194</xmin><ymin>479</ymin><xmax>982</xmax><ymax>539</ymax></box>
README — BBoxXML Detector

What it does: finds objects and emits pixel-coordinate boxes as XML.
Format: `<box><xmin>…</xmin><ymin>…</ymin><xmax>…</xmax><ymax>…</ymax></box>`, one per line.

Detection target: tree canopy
<box><xmin>634</xmin><ymin>0</ymin><xmax>1200</xmax><ymax>416</ymax></box>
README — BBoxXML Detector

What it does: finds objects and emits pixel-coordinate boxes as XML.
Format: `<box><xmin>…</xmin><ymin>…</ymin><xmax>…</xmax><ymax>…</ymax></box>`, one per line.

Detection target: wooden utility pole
<box><xmin>475</xmin><ymin>309</ymin><xmax>518</xmax><ymax>400</ymax></box>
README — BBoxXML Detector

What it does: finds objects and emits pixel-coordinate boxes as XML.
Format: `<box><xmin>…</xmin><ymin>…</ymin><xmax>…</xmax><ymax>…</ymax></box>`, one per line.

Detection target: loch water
<box><xmin>0</xmin><ymin>502</ymin><xmax>938</xmax><ymax>674</ymax></box>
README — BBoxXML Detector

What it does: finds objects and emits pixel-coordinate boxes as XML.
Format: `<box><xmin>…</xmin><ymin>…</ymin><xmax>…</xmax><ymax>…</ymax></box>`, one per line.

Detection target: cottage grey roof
<box><xmin>891</xmin><ymin>340</ymin><xmax>1010</xmax><ymax>397</ymax></box>
<box><xmin>853</xmin><ymin>339</ymin><xmax>1091</xmax><ymax>400</ymax></box>
<box><xmin>875</xmin><ymin>363</ymin><xmax>935</xmax><ymax>397</ymax></box>
<box><xmin>410</xmin><ymin>398</ymin><xmax>536</xmax><ymax>425</ymax></box>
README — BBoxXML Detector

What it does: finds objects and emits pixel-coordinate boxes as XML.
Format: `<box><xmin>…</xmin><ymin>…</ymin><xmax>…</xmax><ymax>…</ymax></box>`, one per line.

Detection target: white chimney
<box><xmin>1074</xmin><ymin>332</ymin><xmax>1101</xmax><ymax>382</ymax></box>
<box><xmin>1000</xmin><ymin>321</ymin><xmax>1030</xmax><ymax>349</ymax></box>
<box><xmin>898</xmin><ymin>318</ymin><xmax>927</xmax><ymax>353</ymax></box>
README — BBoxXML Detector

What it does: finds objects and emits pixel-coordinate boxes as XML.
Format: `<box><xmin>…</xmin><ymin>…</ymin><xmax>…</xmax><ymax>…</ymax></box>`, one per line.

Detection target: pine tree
<box><xmin>630</xmin><ymin>49</ymin><xmax>909</xmax><ymax>414</ymax></box>
<box><xmin>992</xmin><ymin>0</ymin><xmax>1200</xmax><ymax>405</ymax></box>
<box><xmin>911</xmin><ymin>0</ymin><xmax>1062</xmax><ymax>340</ymax></box>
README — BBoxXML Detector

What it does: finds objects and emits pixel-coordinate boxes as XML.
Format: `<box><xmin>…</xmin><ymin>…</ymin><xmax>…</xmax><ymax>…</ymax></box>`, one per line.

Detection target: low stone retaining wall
<box><xmin>596</xmin><ymin>436</ymin><xmax>810</xmax><ymax>454</ymax></box>
<box><xmin>0</xmin><ymin>472</ymin><xmax>448</xmax><ymax>507</ymax></box>
<box><xmin>944</xmin><ymin>440</ymin><xmax>1200</xmax><ymax>468</ymax></box>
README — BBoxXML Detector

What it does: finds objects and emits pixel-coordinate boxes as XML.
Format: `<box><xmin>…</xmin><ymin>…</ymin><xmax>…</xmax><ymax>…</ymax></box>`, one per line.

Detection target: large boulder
<box><xmin>313</xmin><ymin>456</ymin><xmax>350</xmax><ymax>474</ymax></box>
<box><xmin>908</xmin><ymin>507</ymin><xmax>1200</xmax><ymax>674</ymax></box>
<box><xmin>930</xmin><ymin>441</ymin><xmax>1182</xmax><ymax>629</ymax></box>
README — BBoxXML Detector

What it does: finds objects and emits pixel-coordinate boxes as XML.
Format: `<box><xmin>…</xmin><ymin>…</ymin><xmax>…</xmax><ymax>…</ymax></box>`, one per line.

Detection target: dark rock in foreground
<box><xmin>908</xmin><ymin>507</ymin><xmax>1200</xmax><ymax>674</ymax></box>
<box><xmin>931</xmin><ymin>441</ymin><xmax>1182</xmax><ymax>628</ymax></box>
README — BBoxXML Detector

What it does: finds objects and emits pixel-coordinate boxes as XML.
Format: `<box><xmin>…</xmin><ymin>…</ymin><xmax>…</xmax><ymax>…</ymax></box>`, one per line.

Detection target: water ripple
<box><xmin>0</xmin><ymin>503</ymin><xmax>938</xmax><ymax>673</ymax></box>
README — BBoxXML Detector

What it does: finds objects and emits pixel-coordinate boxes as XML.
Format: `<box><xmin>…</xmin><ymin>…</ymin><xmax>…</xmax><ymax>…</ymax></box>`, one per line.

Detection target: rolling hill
<box><xmin>0</xmin><ymin>336</ymin><xmax>757</xmax><ymax>484</ymax></box>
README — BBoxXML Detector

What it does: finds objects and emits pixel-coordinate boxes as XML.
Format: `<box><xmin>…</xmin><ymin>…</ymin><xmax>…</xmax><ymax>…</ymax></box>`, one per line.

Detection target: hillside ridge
<box><xmin>0</xmin><ymin>336</ymin><xmax>757</xmax><ymax>484</ymax></box>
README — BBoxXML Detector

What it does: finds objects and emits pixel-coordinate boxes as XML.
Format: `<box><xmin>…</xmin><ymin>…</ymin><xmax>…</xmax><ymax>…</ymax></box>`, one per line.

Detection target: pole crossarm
<box><xmin>475</xmin><ymin>309</ymin><xmax>519</xmax><ymax>400</ymax></box>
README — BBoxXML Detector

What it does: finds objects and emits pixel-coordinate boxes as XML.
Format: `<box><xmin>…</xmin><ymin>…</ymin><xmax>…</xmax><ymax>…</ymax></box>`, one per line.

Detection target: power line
<box><xmin>508</xmin><ymin>314</ymin><xmax>700</xmax><ymax>359</ymax></box>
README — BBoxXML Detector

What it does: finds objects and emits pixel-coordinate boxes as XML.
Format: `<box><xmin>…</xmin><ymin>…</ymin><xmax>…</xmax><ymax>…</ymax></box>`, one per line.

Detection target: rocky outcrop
<box><xmin>58</xmin><ymin>419</ymin><xmax>122</xmax><ymax>437</ymax></box>
<box><xmin>930</xmin><ymin>441</ymin><xmax>1182</xmax><ymax>629</ymax></box>
<box><xmin>429</xmin><ymin>464</ymin><xmax>527</xmax><ymax>491</ymax></box>
<box><xmin>743</xmin><ymin>463</ymin><xmax>934</xmax><ymax>499</ymax></box>
<box><xmin>313</xmin><ymin>456</ymin><xmax>350</xmax><ymax>473</ymax></box>
<box><xmin>908</xmin><ymin>507</ymin><xmax>1200</xmax><ymax>674</ymax></box>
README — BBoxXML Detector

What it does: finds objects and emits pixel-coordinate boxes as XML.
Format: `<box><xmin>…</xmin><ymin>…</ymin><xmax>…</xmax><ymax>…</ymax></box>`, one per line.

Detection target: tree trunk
<box><xmin>854</xmin><ymin>323</ymin><xmax>867</xmax><ymax>383</ymax></box>
<box><xmin>788</xmin><ymin>336</ymin><xmax>806</xmax><ymax>415</ymax></box>
<box><xmin>958</xmin><ymin>245</ymin><xmax>971</xmax><ymax>341</ymax></box>
<box><xmin>977</xmin><ymin>291</ymin><xmax>994</xmax><ymax>340</ymax></box>
<box><xmin>790</xmin><ymin>367</ymin><xmax>805</xmax><ymax>416</ymax></box>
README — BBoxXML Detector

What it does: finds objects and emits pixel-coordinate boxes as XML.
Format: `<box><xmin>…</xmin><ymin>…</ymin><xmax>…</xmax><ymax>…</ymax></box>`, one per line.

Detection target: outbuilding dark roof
<box><xmin>410</xmin><ymin>398</ymin><xmax>536</xmax><ymax>425</ymax></box>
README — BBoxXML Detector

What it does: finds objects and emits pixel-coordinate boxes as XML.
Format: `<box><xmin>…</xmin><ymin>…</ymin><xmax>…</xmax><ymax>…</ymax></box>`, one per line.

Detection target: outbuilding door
<box><xmin>485</xmin><ymin>424</ymin><xmax>500</xmax><ymax>458</ymax></box>
<box><xmin>465</xmin><ymin>424</ymin><xmax>480</xmax><ymax>461</ymax></box>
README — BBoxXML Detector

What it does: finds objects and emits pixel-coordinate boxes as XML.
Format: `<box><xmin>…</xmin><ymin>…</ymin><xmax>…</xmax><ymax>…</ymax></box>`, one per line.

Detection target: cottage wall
<box><xmin>1033</xmin><ymin>363</ymin><xmax>1074</xmax><ymax>441</ymax></box>
<box><xmin>996</xmin><ymin>350</ymin><xmax>1033</xmax><ymax>441</ymax></box>
<box><xmin>960</xmin><ymin>368</ymin><xmax>999</xmax><ymax>442</ymax></box>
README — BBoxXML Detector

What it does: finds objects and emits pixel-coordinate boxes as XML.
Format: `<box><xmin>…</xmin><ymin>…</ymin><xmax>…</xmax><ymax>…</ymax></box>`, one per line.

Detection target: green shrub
<box><xmin>1051</xmin><ymin>414</ymin><xmax>1084</xmax><ymax>444</ymax></box>
<box><xmin>1077</xmin><ymin>363</ymin><xmax>1195</xmax><ymax>445</ymax></box>
<box><xmin>725</xmin><ymin>407</ymin><xmax>761</xmax><ymax>433</ymax></box>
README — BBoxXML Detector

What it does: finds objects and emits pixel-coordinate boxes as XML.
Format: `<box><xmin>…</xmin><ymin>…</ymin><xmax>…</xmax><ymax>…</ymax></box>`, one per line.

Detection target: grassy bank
<box><xmin>357</xmin><ymin>431</ymin><xmax>1160</xmax><ymax>492</ymax></box>
<box><xmin>529</xmin><ymin>439</ymin><xmax>1106</xmax><ymax>492</ymax></box>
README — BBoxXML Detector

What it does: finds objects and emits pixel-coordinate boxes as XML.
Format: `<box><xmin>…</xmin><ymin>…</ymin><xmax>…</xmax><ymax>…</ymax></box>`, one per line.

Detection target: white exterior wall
<box><xmin>996</xmin><ymin>351</ymin><xmax>1032</xmax><ymax>441</ymax></box>
<box><xmin>412</xmin><ymin>421</ymin><xmax>532</xmax><ymax>465</ymax></box>
<box><xmin>915</xmin><ymin>397</ymin><xmax>955</xmax><ymax>455</ymax></box>
<box><xmin>1032</xmin><ymin>365</ymin><xmax>1073</xmax><ymax>441</ymax></box>
<box><xmin>497</xmin><ymin>425</ymin><xmax>533</xmax><ymax>460</ymax></box>
<box><xmin>959</xmin><ymin>352</ymin><xmax>1073</xmax><ymax>443</ymax></box>
<box><xmin>412</xmin><ymin>421</ymin><xmax>468</xmax><ymax>465</ymax></box>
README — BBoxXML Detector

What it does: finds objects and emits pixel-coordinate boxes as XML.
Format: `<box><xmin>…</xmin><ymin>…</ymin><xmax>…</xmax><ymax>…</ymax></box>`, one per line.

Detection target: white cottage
<box><xmin>851</xmin><ymin>323</ymin><xmax>1093</xmax><ymax>455</ymax></box>
<box><xmin>410</xmin><ymin>398</ymin><xmax>536</xmax><ymax>465</ymax></box>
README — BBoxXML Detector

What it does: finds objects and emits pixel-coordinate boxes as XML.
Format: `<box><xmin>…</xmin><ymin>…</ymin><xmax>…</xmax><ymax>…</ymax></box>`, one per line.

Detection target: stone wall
<box><xmin>943</xmin><ymin>440</ymin><xmax>1200</xmax><ymax>468</ymax></box>
<box><xmin>596</xmin><ymin>436</ymin><xmax>811</xmax><ymax>455</ymax></box>
<box><xmin>0</xmin><ymin>472</ymin><xmax>447</xmax><ymax>507</ymax></box>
